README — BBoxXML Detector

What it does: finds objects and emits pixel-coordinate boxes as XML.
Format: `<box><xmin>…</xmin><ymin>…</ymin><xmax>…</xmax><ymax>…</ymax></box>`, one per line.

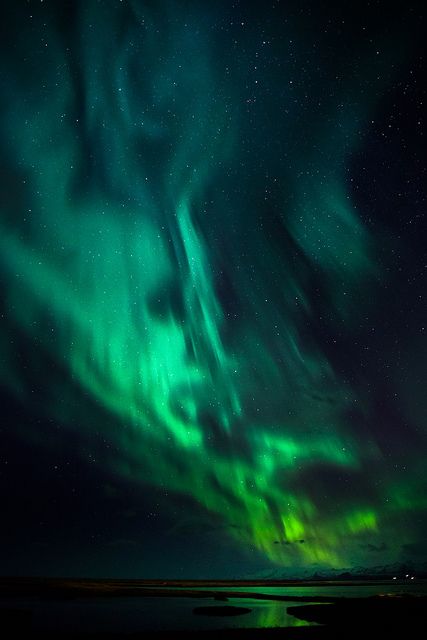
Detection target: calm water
<box><xmin>0</xmin><ymin>595</ymin><xmax>310</xmax><ymax>632</ymax></box>
<box><xmin>1</xmin><ymin>581</ymin><xmax>426</xmax><ymax>633</ymax></box>
<box><xmin>176</xmin><ymin>580</ymin><xmax>427</xmax><ymax>599</ymax></box>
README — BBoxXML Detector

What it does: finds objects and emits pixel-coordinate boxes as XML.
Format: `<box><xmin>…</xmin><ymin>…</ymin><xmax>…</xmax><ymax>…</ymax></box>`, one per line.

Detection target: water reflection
<box><xmin>0</xmin><ymin>596</ymin><xmax>311</xmax><ymax>632</ymax></box>
<box><xmin>4</xmin><ymin>581</ymin><xmax>426</xmax><ymax>633</ymax></box>
<box><xmin>240</xmin><ymin>599</ymin><xmax>309</xmax><ymax>628</ymax></box>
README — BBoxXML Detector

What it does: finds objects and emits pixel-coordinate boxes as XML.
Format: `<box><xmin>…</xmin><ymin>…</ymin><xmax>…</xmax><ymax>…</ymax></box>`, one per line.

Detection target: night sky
<box><xmin>1</xmin><ymin>0</ymin><xmax>427</xmax><ymax>579</ymax></box>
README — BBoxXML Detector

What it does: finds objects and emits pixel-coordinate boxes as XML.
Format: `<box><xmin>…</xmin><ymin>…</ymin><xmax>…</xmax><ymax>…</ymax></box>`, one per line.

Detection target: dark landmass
<box><xmin>0</xmin><ymin>576</ymin><xmax>417</xmax><ymax>600</ymax></box>
<box><xmin>260</xmin><ymin>561</ymin><xmax>427</xmax><ymax>582</ymax></box>
<box><xmin>288</xmin><ymin>595</ymin><xmax>426</xmax><ymax>627</ymax></box>
<box><xmin>0</xmin><ymin>577</ymin><xmax>425</xmax><ymax>638</ymax></box>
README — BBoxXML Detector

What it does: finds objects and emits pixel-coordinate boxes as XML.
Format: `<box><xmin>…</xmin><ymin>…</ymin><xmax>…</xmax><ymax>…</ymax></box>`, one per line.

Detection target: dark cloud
<box><xmin>360</xmin><ymin>542</ymin><xmax>388</xmax><ymax>553</ymax></box>
<box><xmin>401</xmin><ymin>543</ymin><xmax>427</xmax><ymax>559</ymax></box>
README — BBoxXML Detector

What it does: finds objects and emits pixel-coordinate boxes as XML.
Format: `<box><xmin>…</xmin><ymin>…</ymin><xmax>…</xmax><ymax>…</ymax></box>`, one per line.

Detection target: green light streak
<box><xmin>0</xmin><ymin>0</ymin><xmax>422</xmax><ymax>573</ymax></box>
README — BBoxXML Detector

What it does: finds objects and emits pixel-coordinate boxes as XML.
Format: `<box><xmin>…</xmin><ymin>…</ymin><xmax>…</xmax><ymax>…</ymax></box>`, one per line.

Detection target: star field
<box><xmin>0</xmin><ymin>0</ymin><xmax>426</xmax><ymax>578</ymax></box>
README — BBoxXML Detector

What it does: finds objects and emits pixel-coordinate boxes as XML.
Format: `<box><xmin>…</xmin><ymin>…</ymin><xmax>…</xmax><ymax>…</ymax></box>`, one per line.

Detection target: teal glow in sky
<box><xmin>1</xmin><ymin>0</ymin><xmax>426</xmax><ymax>578</ymax></box>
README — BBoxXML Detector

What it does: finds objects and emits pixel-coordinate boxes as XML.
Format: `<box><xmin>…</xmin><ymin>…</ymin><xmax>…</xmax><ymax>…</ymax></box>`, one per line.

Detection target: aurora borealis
<box><xmin>1</xmin><ymin>0</ymin><xmax>427</xmax><ymax>578</ymax></box>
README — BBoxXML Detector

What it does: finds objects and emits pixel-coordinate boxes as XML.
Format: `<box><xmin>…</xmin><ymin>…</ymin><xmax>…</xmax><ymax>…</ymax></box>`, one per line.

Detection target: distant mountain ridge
<box><xmin>250</xmin><ymin>561</ymin><xmax>427</xmax><ymax>581</ymax></box>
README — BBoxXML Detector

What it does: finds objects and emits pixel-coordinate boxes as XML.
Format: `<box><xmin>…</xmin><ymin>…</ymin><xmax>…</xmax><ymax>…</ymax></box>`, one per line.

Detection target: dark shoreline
<box><xmin>1</xmin><ymin>577</ymin><xmax>425</xmax><ymax>638</ymax></box>
<box><xmin>0</xmin><ymin>575</ymin><xmax>418</xmax><ymax>601</ymax></box>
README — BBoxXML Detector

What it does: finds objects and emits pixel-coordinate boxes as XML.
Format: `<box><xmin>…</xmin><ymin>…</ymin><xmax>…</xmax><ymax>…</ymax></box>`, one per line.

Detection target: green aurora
<box><xmin>1</xmin><ymin>0</ymin><xmax>426</xmax><ymax>575</ymax></box>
